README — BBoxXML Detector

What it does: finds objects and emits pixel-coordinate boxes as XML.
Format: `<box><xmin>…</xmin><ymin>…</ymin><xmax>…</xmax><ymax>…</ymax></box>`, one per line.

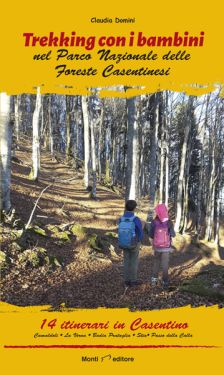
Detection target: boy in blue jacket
<box><xmin>118</xmin><ymin>200</ymin><xmax>143</xmax><ymax>287</ymax></box>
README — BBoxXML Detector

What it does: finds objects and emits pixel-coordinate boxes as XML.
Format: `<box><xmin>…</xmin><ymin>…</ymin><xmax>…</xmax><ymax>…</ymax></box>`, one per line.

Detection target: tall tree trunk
<box><xmin>149</xmin><ymin>94</ymin><xmax>159</xmax><ymax>202</ymax></box>
<box><xmin>165</xmin><ymin>142</ymin><xmax>169</xmax><ymax>207</ymax></box>
<box><xmin>112</xmin><ymin>135</ymin><xmax>117</xmax><ymax>186</ymax></box>
<box><xmin>197</xmin><ymin>127</ymin><xmax>206</xmax><ymax>235</ymax></box>
<box><xmin>105</xmin><ymin>125</ymin><xmax>111</xmax><ymax>184</ymax></box>
<box><xmin>215</xmin><ymin>188</ymin><xmax>221</xmax><ymax>245</ymax></box>
<box><xmin>159</xmin><ymin>126</ymin><xmax>165</xmax><ymax>202</ymax></box>
<box><xmin>215</xmin><ymin>126</ymin><xmax>223</xmax><ymax>244</ymax></box>
<box><xmin>204</xmin><ymin>96</ymin><xmax>222</xmax><ymax>242</ymax></box>
<box><xmin>122</xmin><ymin>130</ymin><xmax>127</xmax><ymax>189</ymax></box>
<box><xmin>40</xmin><ymin>96</ymin><xmax>45</xmax><ymax>143</ymax></box>
<box><xmin>126</xmin><ymin>96</ymin><xmax>139</xmax><ymax>201</ymax></box>
<box><xmin>158</xmin><ymin>92</ymin><xmax>166</xmax><ymax>203</ymax></box>
<box><xmin>182</xmin><ymin>128</ymin><xmax>194</xmax><ymax>232</ymax></box>
<box><xmin>139</xmin><ymin>126</ymin><xmax>145</xmax><ymax>197</ymax></box>
<box><xmin>164</xmin><ymin>91</ymin><xmax>169</xmax><ymax>207</ymax></box>
<box><xmin>66</xmin><ymin>95</ymin><xmax>72</xmax><ymax>162</ymax></box>
<box><xmin>197</xmin><ymin>94</ymin><xmax>210</xmax><ymax>237</ymax></box>
<box><xmin>205</xmin><ymin>146</ymin><xmax>216</xmax><ymax>241</ymax></box>
<box><xmin>182</xmin><ymin>174</ymin><xmax>190</xmax><ymax>231</ymax></box>
<box><xmin>97</xmin><ymin>106</ymin><xmax>104</xmax><ymax>180</ymax></box>
<box><xmin>14</xmin><ymin>95</ymin><xmax>20</xmax><ymax>142</ymax></box>
<box><xmin>81</xmin><ymin>96</ymin><xmax>90</xmax><ymax>189</ymax></box>
<box><xmin>175</xmin><ymin>96</ymin><xmax>194</xmax><ymax>232</ymax></box>
<box><xmin>146</xmin><ymin>93</ymin><xmax>159</xmax><ymax>230</ymax></box>
<box><xmin>32</xmin><ymin>87</ymin><xmax>41</xmax><ymax>181</ymax></box>
<box><xmin>73</xmin><ymin>97</ymin><xmax>79</xmax><ymax>169</ymax></box>
<box><xmin>90</xmin><ymin>112</ymin><xmax>97</xmax><ymax>198</ymax></box>
<box><xmin>0</xmin><ymin>93</ymin><xmax>12</xmax><ymax>214</ymax></box>
<box><xmin>48</xmin><ymin>95</ymin><xmax>54</xmax><ymax>155</ymax></box>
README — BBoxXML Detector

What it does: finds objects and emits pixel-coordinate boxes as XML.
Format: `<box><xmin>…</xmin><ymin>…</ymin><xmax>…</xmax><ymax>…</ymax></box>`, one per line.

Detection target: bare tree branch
<box><xmin>25</xmin><ymin>184</ymin><xmax>53</xmax><ymax>229</ymax></box>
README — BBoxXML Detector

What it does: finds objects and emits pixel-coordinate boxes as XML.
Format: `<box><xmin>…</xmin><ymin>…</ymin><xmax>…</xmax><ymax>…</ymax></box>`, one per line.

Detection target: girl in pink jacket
<box><xmin>148</xmin><ymin>204</ymin><xmax>175</xmax><ymax>289</ymax></box>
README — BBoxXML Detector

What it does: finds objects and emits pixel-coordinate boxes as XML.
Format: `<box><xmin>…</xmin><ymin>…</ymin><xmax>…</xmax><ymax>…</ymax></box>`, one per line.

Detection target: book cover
<box><xmin>0</xmin><ymin>0</ymin><xmax>223</xmax><ymax>373</ymax></box>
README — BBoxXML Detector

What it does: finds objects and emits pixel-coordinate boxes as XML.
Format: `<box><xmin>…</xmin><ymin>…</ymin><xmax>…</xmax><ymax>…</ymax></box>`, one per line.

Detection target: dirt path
<box><xmin>1</xmin><ymin>142</ymin><xmax>224</xmax><ymax>310</ymax></box>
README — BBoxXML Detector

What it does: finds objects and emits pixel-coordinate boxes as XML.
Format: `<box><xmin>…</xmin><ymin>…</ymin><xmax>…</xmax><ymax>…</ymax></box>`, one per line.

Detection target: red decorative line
<box><xmin>4</xmin><ymin>345</ymin><xmax>219</xmax><ymax>349</ymax></box>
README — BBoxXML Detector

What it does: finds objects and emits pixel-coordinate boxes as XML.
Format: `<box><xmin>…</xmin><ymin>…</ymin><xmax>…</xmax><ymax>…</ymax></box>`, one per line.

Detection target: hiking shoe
<box><xmin>162</xmin><ymin>281</ymin><xmax>169</xmax><ymax>290</ymax></box>
<box><xmin>129</xmin><ymin>280</ymin><xmax>143</xmax><ymax>287</ymax></box>
<box><xmin>151</xmin><ymin>277</ymin><xmax>158</xmax><ymax>287</ymax></box>
<box><xmin>124</xmin><ymin>281</ymin><xmax>131</xmax><ymax>287</ymax></box>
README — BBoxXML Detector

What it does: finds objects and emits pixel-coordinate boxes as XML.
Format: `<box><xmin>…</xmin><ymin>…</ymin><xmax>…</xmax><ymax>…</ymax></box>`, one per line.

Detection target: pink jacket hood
<box><xmin>155</xmin><ymin>203</ymin><xmax>169</xmax><ymax>222</ymax></box>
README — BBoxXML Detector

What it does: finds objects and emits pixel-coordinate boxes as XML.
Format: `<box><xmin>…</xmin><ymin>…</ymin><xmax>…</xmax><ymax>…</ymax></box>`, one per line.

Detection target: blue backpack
<box><xmin>118</xmin><ymin>215</ymin><xmax>137</xmax><ymax>249</ymax></box>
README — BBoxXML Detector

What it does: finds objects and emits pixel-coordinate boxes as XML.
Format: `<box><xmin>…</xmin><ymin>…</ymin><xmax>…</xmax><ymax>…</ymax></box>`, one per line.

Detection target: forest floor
<box><xmin>1</xmin><ymin>140</ymin><xmax>224</xmax><ymax>310</ymax></box>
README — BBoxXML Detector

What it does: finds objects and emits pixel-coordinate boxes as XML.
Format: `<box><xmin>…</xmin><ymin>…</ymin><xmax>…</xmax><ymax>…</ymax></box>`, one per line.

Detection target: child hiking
<box><xmin>118</xmin><ymin>200</ymin><xmax>143</xmax><ymax>287</ymax></box>
<box><xmin>148</xmin><ymin>203</ymin><xmax>175</xmax><ymax>289</ymax></box>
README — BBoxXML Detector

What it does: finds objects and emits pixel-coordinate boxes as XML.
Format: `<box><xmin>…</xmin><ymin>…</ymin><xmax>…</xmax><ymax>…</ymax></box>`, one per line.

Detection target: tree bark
<box><xmin>81</xmin><ymin>96</ymin><xmax>90</xmax><ymax>189</ymax></box>
<box><xmin>97</xmin><ymin>105</ymin><xmax>104</xmax><ymax>180</ymax></box>
<box><xmin>48</xmin><ymin>95</ymin><xmax>54</xmax><ymax>155</ymax></box>
<box><xmin>205</xmin><ymin>144</ymin><xmax>216</xmax><ymax>241</ymax></box>
<box><xmin>125</xmin><ymin>96</ymin><xmax>139</xmax><ymax>201</ymax></box>
<box><xmin>0</xmin><ymin>93</ymin><xmax>12</xmax><ymax>213</ymax></box>
<box><xmin>175</xmin><ymin>96</ymin><xmax>194</xmax><ymax>232</ymax></box>
<box><xmin>32</xmin><ymin>87</ymin><xmax>41</xmax><ymax>181</ymax></box>
<box><xmin>14</xmin><ymin>95</ymin><xmax>20</xmax><ymax>142</ymax></box>
<box><xmin>90</xmin><ymin>113</ymin><xmax>97</xmax><ymax>198</ymax></box>
<box><xmin>197</xmin><ymin>94</ymin><xmax>210</xmax><ymax>236</ymax></box>
<box><xmin>164</xmin><ymin>91</ymin><xmax>169</xmax><ymax>207</ymax></box>
<box><xmin>146</xmin><ymin>93</ymin><xmax>159</xmax><ymax>230</ymax></box>
<box><xmin>66</xmin><ymin>95</ymin><xmax>72</xmax><ymax>161</ymax></box>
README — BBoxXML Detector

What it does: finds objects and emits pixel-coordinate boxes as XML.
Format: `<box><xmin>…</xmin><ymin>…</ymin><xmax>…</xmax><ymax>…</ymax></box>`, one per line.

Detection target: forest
<box><xmin>0</xmin><ymin>87</ymin><xmax>224</xmax><ymax>310</ymax></box>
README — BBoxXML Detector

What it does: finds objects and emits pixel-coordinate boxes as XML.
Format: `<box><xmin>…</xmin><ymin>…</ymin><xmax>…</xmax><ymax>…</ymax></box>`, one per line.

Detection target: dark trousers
<box><xmin>123</xmin><ymin>243</ymin><xmax>140</xmax><ymax>282</ymax></box>
<box><xmin>152</xmin><ymin>251</ymin><xmax>169</xmax><ymax>282</ymax></box>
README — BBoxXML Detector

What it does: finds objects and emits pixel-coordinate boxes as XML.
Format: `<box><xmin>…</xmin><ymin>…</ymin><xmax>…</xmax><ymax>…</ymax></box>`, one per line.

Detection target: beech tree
<box><xmin>0</xmin><ymin>93</ymin><xmax>13</xmax><ymax>214</ymax></box>
<box><xmin>31</xmin><ymin>87</ymin><xmax>41</xmax><ymax>181</ymax></box>
<box><xmin>65</xmin><ymin>95</ymin><xmax>72</xmax><ymax>161</ymax></box>
<box><xmin>90</xmin><ymin>106</ymin><xmax>97</xmax><ymax>198</ymax></box>
<box><xmin>48</xmin><ymin>95</ymin><xmax>54</xmax><ymax>155</ymax></box>
<box><xmin>125</xmin><ymin>95</ymin><xmax>139</xmax><ymax>201</ymax></box>
<box><xmin>14</xmin><ymin>95</ymin><xmax>20</xmax><ymax>142</ymax></box>
<box><xmin>81</xmin><ymin>95</ymin><xmax>90</xmax><ymax>190</ymax></box>
<box><xmin>174</xmin><ymin>96</ymin><xmax>195</xmax><ymax>232</ymax></box>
